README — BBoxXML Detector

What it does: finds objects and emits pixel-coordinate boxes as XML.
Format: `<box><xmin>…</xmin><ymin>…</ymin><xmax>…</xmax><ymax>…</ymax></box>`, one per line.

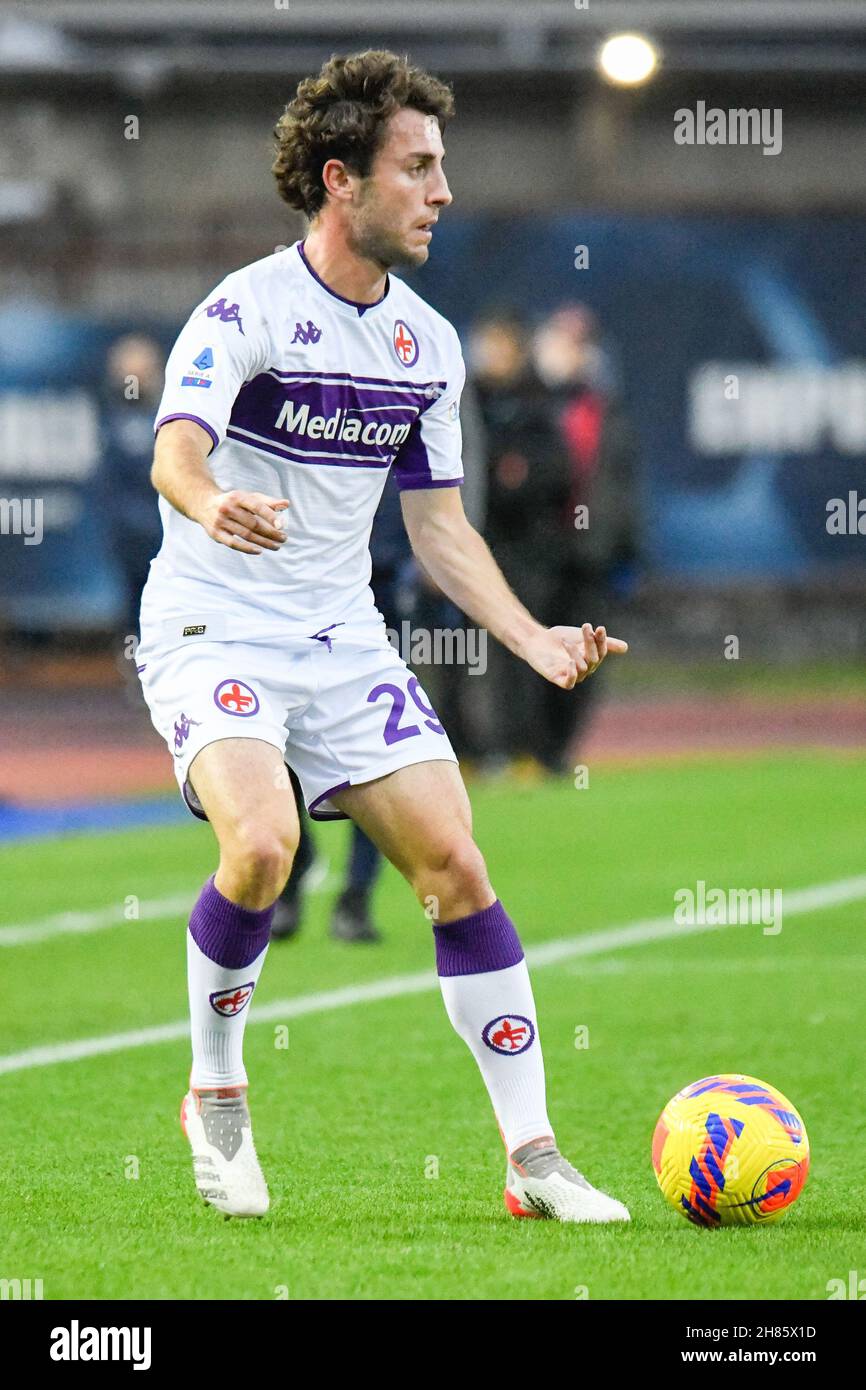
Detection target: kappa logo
<box><xmin>393</xmin><ymin>319</ymin><xmax>419</xmax><ymax>366</ymax></box>
<box><xmin>173</xmin><ymin>712</ymin><xmax>201</xmax><ymax>753</ymax></box>
<box><xmin>291</xmin><ymin>319</ymin><xmax>322</xmax><ymax>345</ymax></box>
<box><xmin>214</xmin><ymin>678</ymin><xmax>260</xmax><ymax>716</ymax></box>
<box><xmin>204</xmin><ymin>297</ymin><xmax>245</xmax><ymax>335</ymax></box>
<box><xmin>209</xmin><ymin>983</ymin><xmax>255</xmax><ymax>1017</ymax></box>
<box><xmin>481</xmin><ymin>1014</ymin><xmax>536</xmax><ymax>1056</ymax></box>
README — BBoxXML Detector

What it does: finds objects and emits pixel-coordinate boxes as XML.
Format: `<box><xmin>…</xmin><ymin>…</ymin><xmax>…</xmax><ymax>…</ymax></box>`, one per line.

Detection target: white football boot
<box><xmin>180</xmin><ymin>1086</ymin><xmax>269</xmax><ymax>1218</ymax></box>
<box><xmin>505</xmin><ymin>1135</ymin><xmax>630</xmax><ymax>1223</ymax></box>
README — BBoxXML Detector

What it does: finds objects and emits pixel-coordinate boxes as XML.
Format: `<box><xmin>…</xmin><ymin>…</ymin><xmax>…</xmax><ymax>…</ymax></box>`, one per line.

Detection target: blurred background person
<box><xmin>99</xmin><ymin>333</ymin><xmax>165</xmax><ymax>668</ymax></box>
<box><xmin>468</xmin><ymin>307</ymin><xmax>573</xmax><ymax>773</ymax></box>
<box><xmin>531</xmin><ymin>304</ymin><xmax>639</xmax><ymax>768</ymax></box>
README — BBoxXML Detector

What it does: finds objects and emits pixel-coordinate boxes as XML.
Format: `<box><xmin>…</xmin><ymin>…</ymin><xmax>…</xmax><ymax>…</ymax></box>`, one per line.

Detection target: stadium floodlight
<box><xmin>597</xmin><ymin>33</ymin><xmax>659</xmax><ymax>86</ymax></box>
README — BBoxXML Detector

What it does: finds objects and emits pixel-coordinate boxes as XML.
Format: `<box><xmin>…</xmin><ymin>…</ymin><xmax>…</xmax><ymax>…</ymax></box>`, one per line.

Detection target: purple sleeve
<box><xmin>392</xmin><ymin>347</ymin><xmax>466</xmax><ymax>491</ymax></box>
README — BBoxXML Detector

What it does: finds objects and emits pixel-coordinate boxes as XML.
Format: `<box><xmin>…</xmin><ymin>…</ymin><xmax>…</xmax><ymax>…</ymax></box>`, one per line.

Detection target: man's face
<box><xmin>346</xmin><ymin>106</ymin><xmax>452</xmax><ymax>270</ymax></box>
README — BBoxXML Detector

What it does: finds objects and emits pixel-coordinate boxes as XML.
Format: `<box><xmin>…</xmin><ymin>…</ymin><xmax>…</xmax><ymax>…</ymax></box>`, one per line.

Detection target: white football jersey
<box><xmin>139</xmin><ymin>240</ymin><xmax>465</xmax><ymax>653</ymax></box>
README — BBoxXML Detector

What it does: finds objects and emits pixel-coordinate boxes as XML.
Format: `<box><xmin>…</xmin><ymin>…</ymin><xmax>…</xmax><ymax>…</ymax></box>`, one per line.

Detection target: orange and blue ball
<box><xmin>652</xmin><ymin>1073</ymin><xmax>809</xmax><ymax>1227</ymax></box>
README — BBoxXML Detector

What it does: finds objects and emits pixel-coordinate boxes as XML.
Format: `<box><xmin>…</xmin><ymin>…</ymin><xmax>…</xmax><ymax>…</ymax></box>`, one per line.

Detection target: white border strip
<box><xmin>2</xmin><ymin>875</ymin><xmax>865</xmax><ymax>1077</ymax></box>
<box><xmin>0</xmin><ymin>866</ymin><xmax>335</xmax><ymax>948</ymax></box>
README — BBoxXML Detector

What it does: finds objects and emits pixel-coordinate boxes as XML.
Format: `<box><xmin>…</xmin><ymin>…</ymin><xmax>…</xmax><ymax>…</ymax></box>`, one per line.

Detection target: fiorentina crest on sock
<box><xmin>209</xmin><ymin>983</ymin><xmax>255</xmax><ymax>1017</ymax></box>
<box><xmin>482</xmin><ymin>1014</ymin><xmax>535</xmax><ymax>1055</ymax></box>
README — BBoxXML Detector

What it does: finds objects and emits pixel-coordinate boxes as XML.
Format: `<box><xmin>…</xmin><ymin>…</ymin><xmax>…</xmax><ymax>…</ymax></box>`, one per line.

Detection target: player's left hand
<box><xmin>522</xmin><ymin>623</ymin><xmax>628</xmax><ymax>689</ymax></box>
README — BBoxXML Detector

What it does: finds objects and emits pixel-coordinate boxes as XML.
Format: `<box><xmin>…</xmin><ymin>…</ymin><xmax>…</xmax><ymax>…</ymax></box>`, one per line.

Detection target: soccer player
<box><xmin>137</xmin><ymin>50</ymin><xmax>630</xmax><ymax>1224</ymax></box>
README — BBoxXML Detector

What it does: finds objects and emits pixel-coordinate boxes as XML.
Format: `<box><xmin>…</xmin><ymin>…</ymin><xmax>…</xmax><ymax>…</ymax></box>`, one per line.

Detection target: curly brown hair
<box><xmin>272</xmin><ymin>50</ymin><xmax>454</xmax><ymax>218</ymax></box>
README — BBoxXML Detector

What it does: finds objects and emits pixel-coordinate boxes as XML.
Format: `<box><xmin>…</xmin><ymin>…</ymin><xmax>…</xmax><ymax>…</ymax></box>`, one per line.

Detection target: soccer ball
<box><xmin>651</xmin><ymin>1073</ymin><xmax>809</xmax><ymax>1227</ymax></box>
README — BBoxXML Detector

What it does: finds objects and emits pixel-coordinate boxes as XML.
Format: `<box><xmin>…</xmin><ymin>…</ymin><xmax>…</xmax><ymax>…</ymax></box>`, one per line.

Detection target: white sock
<box><xmin>187</xmin><ymin>931</ymin><xmax>269</xmax><ymax>1089</ymax></box>
<box><xmin>435</xmin><ymin>901</ymin><xmax>554</xmax><ymax>1153</ymax></box>
<box><xmin>186</xmin><ymin>876</ymin><xmax>275</xmax><ymax>1089</ymax></box>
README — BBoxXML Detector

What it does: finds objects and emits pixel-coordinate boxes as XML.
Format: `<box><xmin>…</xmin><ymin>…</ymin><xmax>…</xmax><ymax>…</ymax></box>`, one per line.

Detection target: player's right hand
<box><xmin>522</xmin><ymin>623</ymin><xmax>628</xmax><ymax>689</ymax></box>
<box><xmin>198</xmin><ymin>490</ymin><xmax>290</xmax><ymax>555</ymax></box>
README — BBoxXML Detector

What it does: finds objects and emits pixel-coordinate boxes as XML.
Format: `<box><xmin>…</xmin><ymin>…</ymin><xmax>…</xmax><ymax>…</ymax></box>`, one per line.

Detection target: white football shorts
<box><xmin>137</xmin><ymin>620</ymin><xmax>458</xmax><ymax>821</ymax></box>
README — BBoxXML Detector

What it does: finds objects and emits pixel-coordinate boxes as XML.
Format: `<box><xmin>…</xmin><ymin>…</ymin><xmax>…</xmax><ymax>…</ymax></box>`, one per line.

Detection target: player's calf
<box><xmin>174</xmin><ymin>744</ymin><xmax>297</xmax><ymax>1217</ymax></box>
<box><xmin>181</xmin><ymin>876</ymin><xmax>276</xmax><ymax>1215</ymax></box>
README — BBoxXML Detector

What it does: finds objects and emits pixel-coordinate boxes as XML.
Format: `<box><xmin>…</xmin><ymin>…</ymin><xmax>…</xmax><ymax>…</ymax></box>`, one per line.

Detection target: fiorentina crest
<box><xmin>393</xmin><ymin>319</ymin><xmax>419</xmax><ymax>366</ymax></box>
<box><xmin>209</xmin><ymin>983</ymin><xmax>255</xmax><ymax>1017</ymax></box>
<box><xmin>213</xmin><ymin>678</ymin><xmax>260</xmax><ymax>716</ymax></box>
<box><xmin>481</xmin><ymin>1014</ymin><xmax>535</xmax><ymax>1056</ymax></box>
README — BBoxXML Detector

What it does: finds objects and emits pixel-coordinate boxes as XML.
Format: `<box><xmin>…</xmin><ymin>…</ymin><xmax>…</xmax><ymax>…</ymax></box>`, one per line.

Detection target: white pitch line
<box><xmin>0</xmin><ymin>864</ymin><xmax>336</xmax><ymax>948</ymax></box>
<box><xmin>0</xmin><ymin>893</ymin><xmax>196</xmax><ymax>948</ymax></box>
<box><xmin>2</xmin><ymin>873</ymin><xmax>865</xmax><ymax>1078</ymax></box>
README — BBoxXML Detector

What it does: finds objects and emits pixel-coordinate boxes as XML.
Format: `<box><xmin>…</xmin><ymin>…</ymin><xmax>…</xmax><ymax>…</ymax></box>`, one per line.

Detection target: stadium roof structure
<box><xmin>3</xmin><ymin>0</ymin><xmax>866</xmax><ymax>77</ymax></box>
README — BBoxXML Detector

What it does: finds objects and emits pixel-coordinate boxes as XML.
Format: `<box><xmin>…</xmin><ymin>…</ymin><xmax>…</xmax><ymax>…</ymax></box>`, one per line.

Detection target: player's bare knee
<box><xmin>417</xmin><ymin>835</ymin><xmax>491</xmax><ymax>913</ymax></box>
<box><xmin>223</xmin><ymin>822</ymin><xmax>296</xmax><ymax>899</ymax></box>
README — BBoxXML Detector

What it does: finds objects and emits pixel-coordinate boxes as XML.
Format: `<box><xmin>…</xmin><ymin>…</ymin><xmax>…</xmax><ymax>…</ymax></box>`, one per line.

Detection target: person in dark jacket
<box><xmin>468</xmin><ymin>309</ymin><xmax>574</xmax><ymax>768</ymax></box>
<box><xmin>531</xmin><ymin>304</ymin><xmax>639</xmax><ymax>767</ymax></box>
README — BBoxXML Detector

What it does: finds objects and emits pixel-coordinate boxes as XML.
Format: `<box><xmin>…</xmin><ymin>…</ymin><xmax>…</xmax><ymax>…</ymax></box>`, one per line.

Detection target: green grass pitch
<box><xmin>1</xmin><ymin>750</ymin><xmax>864</xmax><ymax>1300</ymax></box>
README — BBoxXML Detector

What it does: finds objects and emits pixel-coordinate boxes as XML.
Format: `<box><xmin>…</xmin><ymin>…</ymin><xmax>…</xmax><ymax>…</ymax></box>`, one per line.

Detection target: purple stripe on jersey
<box><xmin>268</xmin><ymin>370</ymin><xmax>447</xmax><ymax>390</ymax></box>
<box><xmin>189</xmin><ymin>875</ymin><xmax>274</xmax><ymax>969</ymax></box>
<box><xmin>297</xmin><ymin>240</ymin><xmax>389</xmax><ymax>316</ymax></box>
<box><xmin>395</xmin><ymin>475</ymin><xmax>464</xmax><ymax>491</ymax></box>
<box><xmin>228</xmin><ymin>374</ymin><xmax>436</xmax><ymax>469</ymax></box>
<box><xmin>225</xmin><ymin>428</ymin><xmax>392</xmax><ymax>470</ymax></box>
<box><xmin>227</xmin><ymin>422</ymin><xmax>387</xmax><ymax>465</ymax></box>
<box><xmin>433</xmin><ymin>899</ymin><xmax>525</xmax><ymax>977</ymax></box>
<box><xmin>235</xmin><ymin>373</ymin><xmax>438</xmax><ymax>417</ymax></box>
<box><xmin>155</xmin><ymin>413</ymin><xmax>219</xmax><ymax>453</ymax></box>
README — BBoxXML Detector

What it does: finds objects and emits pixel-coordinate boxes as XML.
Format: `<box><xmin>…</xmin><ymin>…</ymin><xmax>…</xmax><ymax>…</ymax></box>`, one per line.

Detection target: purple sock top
<box><xmin>189</xmin><ymin>875</ymin><xmax>275</xmax><ymax>969</ymax></box>
<box><xmin>433</xmin><ymin>899</ymin><xmax>524</xmax><ymax>977</ymax></box>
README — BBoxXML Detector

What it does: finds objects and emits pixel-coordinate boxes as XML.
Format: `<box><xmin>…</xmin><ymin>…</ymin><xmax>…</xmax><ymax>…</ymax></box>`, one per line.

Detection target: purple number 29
<box><xmin>367</xmin><ymin>675</ymin><xmax>445</xmax><ymax>745</ymax></box>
